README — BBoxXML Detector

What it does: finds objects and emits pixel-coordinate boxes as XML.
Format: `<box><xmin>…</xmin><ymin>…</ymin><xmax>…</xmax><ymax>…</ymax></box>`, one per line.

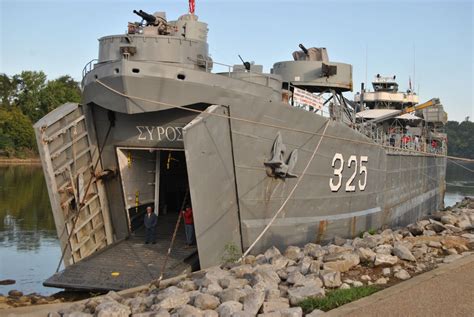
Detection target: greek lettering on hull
<box><xmin>136</xmin><ymin>126</ymin><xmax>184</xmax><ymax>142</ymax></box>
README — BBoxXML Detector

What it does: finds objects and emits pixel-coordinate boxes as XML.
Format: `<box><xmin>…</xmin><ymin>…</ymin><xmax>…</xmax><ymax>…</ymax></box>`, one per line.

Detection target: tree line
<box><xmin>0</xmin><ymin>71</ymin><xmax>473</xmax><ymax>159</ymax></box>
<box><xmin>445</xmin><ymin>120</ymin><xmax>474</xmax><ymax>159</ymax></box>
<box><xmin>0</xmin><ymin>71</ymin><xmax>80</xmax><ymax>157</ymax></box>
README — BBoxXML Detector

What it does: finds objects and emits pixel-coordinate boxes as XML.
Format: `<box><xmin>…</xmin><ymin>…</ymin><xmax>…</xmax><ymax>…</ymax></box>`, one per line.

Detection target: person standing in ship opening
<box><xmin>144</xmin><ymin>206</ymin><xmax>157</xmax><ymax>244</ymax></box>
<box><xmin>182</xmin><ymin>204</ymin><xmax>195</xmax><ymax>247</ymax></box>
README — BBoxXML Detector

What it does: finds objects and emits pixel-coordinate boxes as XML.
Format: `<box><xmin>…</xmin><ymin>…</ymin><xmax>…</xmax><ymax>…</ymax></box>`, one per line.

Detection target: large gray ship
<box><xmin>34</xmin><ymin>3</ymin><xmax>447</xmax><ymax>291</ymax></box>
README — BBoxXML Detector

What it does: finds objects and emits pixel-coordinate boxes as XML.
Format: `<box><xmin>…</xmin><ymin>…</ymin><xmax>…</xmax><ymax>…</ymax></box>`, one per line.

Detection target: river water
<box><xmin>0</xmin><ymin>163</ymin><xmax>473</xmax><ymax>295</ymax></box>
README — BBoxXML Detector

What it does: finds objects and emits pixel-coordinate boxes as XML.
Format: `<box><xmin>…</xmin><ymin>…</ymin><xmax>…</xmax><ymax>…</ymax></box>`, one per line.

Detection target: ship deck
<box><xmin>44</xmin><ymin>212</ymin><xmax>198</xmax><ymax>291</ymax></box>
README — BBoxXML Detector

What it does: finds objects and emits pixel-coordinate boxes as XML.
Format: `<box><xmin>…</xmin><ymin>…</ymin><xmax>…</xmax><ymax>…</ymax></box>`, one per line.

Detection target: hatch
<box><xmin>116</xmin><ymin>148</ymin><xmax>190</xmax><ymax>235</ymax></box>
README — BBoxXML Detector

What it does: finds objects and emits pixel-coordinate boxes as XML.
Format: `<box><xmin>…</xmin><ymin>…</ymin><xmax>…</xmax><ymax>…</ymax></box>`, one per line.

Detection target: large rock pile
<box><xmin>52</xmin><ymin>198</ymin><xmax>473</xmax><ymax>316</ymax></box>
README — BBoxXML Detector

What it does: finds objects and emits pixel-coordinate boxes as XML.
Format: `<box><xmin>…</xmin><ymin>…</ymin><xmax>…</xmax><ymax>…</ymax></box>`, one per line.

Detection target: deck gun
<box><xmin>299</xmin><ymin>44</ymin><xmax>309</xmax><ymax>56</ymax></box>
<box><xmin>238</xmin><ymin>55</ymin><xmax>251</xmax><ymax>71</ymax></box>
<box><xmin>133</xmin><ymin>9</ymin><xmax>157</xmax><ymax>26</ymax></box>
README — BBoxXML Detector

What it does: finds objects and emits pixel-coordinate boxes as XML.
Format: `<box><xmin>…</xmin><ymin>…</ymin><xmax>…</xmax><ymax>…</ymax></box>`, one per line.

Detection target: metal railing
<box><xmin>188</xmin><ymin>57</ymin><xmax>274</xmax><ymax>88</ymax></box>
<box><xmin>82</xmin><ymin>59</ymin><xmax>98</xmax><ymax>79</ymax></box>
<box><xmin>359</xmin><ymin>125</ymin><xmax>447</xmax><ymax>156</ymax></box>
<box><xmin>291</xmin><ymin>99</ymin><xmax>331</xmax><ymax>118</ymax></box>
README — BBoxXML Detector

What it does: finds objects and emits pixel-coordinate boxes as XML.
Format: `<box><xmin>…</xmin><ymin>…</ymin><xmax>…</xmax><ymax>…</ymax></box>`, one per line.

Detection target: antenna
<box><xmin>413</xmin><ymin>45</ymin><xmax>416</xmax><ymax>95</ymax></box>
<box><xmin>365</xmin><ymin>43</ymin><xmax>368</xmax><ymax>87</ymax></box>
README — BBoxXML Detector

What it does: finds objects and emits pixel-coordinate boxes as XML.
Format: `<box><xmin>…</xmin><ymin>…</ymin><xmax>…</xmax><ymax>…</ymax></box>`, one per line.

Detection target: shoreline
<box><xmin>0</xmin><ymin>158</ymin><xmax>41</xmax><ymax>165</ymax></box>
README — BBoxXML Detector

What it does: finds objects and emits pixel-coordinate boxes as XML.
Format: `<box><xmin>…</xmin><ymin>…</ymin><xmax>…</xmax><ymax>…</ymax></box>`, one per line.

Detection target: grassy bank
<box><xmin>297</xmin><ymin>286</ymin><xmax>381</xmax><ymax>313</ymax></box>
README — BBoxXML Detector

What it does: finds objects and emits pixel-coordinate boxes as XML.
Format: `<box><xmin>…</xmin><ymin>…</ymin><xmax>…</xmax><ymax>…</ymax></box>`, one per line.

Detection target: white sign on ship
<box><xmin>293</xmin><ymin>87</ymin><xmax>323</xmax><ymax>111</ymax></box>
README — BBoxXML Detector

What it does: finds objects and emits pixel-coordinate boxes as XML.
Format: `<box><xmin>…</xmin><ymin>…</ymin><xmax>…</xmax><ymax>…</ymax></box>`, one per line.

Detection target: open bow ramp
<box><xmin>44</xmin><ymin>212</ymin><xmax>198</xmax><ymax>291</ymax></box>
<box><xmin>38</xmin><ymin>103</ymin><xmax>240</xmax><ymax>291</ymax></box>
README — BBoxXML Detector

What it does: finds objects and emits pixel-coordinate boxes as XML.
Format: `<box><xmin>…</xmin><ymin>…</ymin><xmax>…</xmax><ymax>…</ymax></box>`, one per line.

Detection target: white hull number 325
<box><xmin>329</xmin><ymin>153</ymin><xmax>368</xmax><ymax>192</ymax></box>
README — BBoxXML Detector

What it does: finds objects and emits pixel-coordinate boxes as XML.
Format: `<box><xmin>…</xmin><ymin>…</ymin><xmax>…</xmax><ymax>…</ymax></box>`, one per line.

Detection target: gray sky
<box><xmin>1</xmin><ymin>0</ymin><xmax>472</xmax><ymax>121</ymax></box>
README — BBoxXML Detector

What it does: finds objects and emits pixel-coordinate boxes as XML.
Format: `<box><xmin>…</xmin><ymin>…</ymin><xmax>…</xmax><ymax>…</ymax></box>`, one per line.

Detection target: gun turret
<box><xmin>133</xmin><ymin>9</ymin><xmax>157</xmax><ymax>25</ymax></box>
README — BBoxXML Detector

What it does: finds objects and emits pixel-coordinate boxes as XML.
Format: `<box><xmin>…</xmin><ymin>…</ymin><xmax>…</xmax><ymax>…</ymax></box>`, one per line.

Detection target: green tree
<box><xmin>13</xmin><ymin>71</ymin><xmax>47</xmax><ymax>122</ymax></box>
<box><xmin>0</xmin><ymin>73</ymin><xmax>19</xmax><ymax>108</ymax></box>
<box><xmin>445</xmin><ymin>120</ymin><xmax>474</xmax><ymax>159</ymax></box>
<box><xmin>0</xmin><ymin>107</ymin><xmax>35</xmax><ymax>150</ymax></box>
<box><xmin>0</xmin><ymin>72</ymin><xmax>81</xmax><ymax>157</ymax></box>
<box><xmin>39</xmin><ymin>75</ymin><xmax>81</xmax><ymax>115</ymax></box>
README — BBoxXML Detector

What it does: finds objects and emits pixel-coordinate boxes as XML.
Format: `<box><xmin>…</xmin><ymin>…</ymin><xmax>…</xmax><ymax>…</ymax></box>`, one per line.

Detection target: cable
<box><xmin>448</xmin><ymin>159</ymin><xmax>474</xmax><ymax>173</ymax></box>
<box><xmin>95</xmin><ymin>79</ymin><xmax>474</xmax><ymax>164</ymax></box>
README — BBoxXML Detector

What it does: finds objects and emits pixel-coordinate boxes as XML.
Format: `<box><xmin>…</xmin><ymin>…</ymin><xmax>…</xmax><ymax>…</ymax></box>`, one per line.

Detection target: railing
<box><xmin>188</xmin><ymin>57</ymin><xmax>275</xmax><ymax>88</ymax></box>
<box><xmin>358</xmin><ymin>125</ymin><xmax>447</xmax><ymax>156</ymax></box>
<box><xmin>82</xmin><ymin>59</ymin><xmax>98</xmax><ymax>79</ymax></box>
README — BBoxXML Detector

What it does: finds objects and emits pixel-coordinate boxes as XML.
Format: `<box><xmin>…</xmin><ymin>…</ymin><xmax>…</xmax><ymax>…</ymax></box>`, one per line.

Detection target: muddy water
<box><xmin>0</xmin><ymin>162</ymin><xmax>473</xmax><ymax>295</ymax></box>
<box><xmin>0</xmin><ymin>165</ymin><xmax>60</xmax><ymax>295</ymax></box>
<box><xmin>444</xmin><ymin>162</ymin><xmax>474</xmax><ymax>207</ymax></box>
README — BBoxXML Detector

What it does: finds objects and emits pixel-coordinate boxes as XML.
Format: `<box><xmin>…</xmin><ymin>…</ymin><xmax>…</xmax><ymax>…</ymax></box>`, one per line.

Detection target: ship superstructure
<box><xmin>34</xmin><ymin>3</ymin><xmax>447</xmax><ymax>291</ymax></box>
<box><xmin>354</xmin><ymin>75</ymin><xmax>447</xmax><ymax>155</ymax></box>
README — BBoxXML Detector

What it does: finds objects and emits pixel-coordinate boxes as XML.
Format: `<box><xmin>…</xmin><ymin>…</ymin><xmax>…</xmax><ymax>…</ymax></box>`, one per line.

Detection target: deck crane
<box><xmin>361</xmin><ymin>98</ymin><xmax>441</xmax><ymax>124</ymax></box>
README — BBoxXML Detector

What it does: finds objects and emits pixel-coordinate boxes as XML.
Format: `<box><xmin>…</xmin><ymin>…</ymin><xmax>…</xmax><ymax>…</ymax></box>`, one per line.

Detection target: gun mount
<box><xmin>298</xmin><ymin>44</ymin><xmax>309</xmax><ymax>56</ymax></box>
<box><xmin>133</xmin><ymin>9</ymin><xmax>158</xmax><ymax>26</ymax></box>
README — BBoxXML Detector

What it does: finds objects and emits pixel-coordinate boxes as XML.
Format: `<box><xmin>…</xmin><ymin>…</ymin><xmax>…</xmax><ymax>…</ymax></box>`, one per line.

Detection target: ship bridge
<box><xmin>354</xmin><ymin>74</ymin><xmax>419</xmax><ymax>109</ymax></box>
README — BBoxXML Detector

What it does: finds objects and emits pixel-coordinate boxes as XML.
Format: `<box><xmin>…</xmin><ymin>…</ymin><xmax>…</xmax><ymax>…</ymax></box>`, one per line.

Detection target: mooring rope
<box><xmin>398</xmin><ymin>154</ymin><xmax>474</xmax><ymax>192</ymax></box>
<box><xmin>95</xmin><ymin>79</ymin><xmax>474</xmax><ymax>164</ymax></box>
<box><xmin>150</xmin><ymin>189</ymin><xmax>189</xmax><ymax>288</ymax></box>
<box><xmin>448</xmin><ymin>158</ymin><xmax>474</xmax><ymax>173</ymax></box>
<box><xmin>238</xmin><ymin>120</ymin><xmax>330</xmax><ymax>261</ymax></box>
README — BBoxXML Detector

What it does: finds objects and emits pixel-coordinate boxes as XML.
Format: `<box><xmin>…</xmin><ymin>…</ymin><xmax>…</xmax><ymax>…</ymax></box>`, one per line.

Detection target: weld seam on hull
<box><xmin>242</xmin><ymin>206</ymin><xmax>382</xmax><ymax>228</ymax></box>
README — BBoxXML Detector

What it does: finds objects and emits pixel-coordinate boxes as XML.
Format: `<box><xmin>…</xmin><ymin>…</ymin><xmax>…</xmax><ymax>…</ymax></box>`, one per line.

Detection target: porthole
<box><xmin>114</xmin><ymin>68</ymin><xmax>120</xmax><ymax>74</ymax></box>
<box><xmin>132</xmin><ymin>68</ymin><xmax>140</xmax><ymax>73</ymax></box>
<box><xmin>177</xmin><ymin>73</ymin><xmax>186</xmax><ymax>80</ymax></box>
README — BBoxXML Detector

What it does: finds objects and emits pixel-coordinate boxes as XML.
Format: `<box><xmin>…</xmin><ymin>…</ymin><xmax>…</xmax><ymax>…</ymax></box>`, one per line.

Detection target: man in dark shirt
<box><xmin>144</xmin><ymin>206</ymin><xmax>157</xmax><ymax>244</ymax></box>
